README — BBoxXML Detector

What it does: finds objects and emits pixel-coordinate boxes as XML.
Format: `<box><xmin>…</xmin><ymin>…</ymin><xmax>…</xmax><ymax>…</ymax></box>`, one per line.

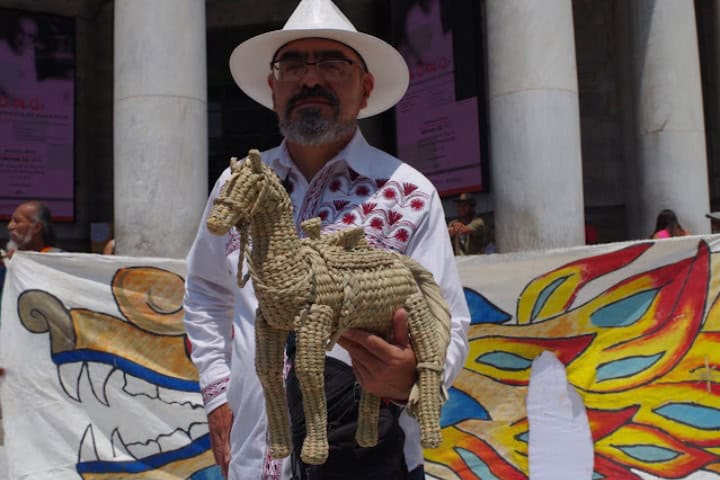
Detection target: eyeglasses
<box><xmin>270</xmin><ymin>58</ymin><xmax>362</xmax><ymax>83</ymax></box>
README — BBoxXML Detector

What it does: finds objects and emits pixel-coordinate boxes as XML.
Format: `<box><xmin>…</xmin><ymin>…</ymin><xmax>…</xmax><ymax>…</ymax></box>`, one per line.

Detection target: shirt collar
<box><xmin>269</xmin><ymin>128</ymin><xmax>377</xmax><ymax>182</ymax></box>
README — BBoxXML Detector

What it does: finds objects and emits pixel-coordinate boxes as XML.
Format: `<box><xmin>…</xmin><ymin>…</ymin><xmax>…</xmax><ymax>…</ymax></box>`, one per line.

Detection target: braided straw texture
<box><xmin>207</xmin><ymin>150</ymin><xmax>452</xmax><ymax>465</ymax></box>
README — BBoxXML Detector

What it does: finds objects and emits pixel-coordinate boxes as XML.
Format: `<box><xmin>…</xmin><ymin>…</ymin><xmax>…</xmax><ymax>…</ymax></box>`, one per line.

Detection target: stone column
<box><xmin>114</xmin><ymin>0</ymin><xmax>208</xmax><ymax>257</ymax></box>
<box><xmin>486</xmin><ymin>0</ymin><xmax>585</xmax><ymax>253</ymax></box>
<box><xmin>627</xmin><ymin>0</ymin><xmax>709</xmax><ymax>237</ymax></box>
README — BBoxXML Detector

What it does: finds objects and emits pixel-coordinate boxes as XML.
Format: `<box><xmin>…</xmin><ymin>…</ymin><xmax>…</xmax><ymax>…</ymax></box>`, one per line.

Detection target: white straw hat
<box><xmin>229</xmin><ymin>0</ymin><xmax>409</xmax><ymax>119</ymax></box>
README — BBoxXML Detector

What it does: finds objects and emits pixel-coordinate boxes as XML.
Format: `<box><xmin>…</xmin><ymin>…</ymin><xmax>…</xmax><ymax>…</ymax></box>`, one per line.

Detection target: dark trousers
<box><xmin>287</xmin><ymin>357</ymin><xmax>412</xmax><ymax>480</ymax></box>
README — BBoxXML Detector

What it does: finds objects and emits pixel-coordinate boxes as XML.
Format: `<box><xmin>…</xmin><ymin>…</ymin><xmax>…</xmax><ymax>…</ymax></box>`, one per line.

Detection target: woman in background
<box><xmin>651</xmin><ymin>209</ymin><xmax>689</xmax><ymax>239</ymax></box>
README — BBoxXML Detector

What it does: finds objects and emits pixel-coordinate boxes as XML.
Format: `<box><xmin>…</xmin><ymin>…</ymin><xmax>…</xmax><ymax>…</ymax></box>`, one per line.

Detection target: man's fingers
<box><xmin>392</xmin><ymin>308</ymin><xmax>410</xmax><ymax>347</ymax></box>
<box><xmin>207</xmin><ymin>403</ymin><xmax>233</xmax><ymax>478</ymax></box>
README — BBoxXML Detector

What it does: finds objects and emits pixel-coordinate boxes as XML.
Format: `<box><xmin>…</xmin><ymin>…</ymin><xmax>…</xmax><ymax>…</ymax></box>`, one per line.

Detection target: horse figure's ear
<box><xmin>248</xmin><ymin>149</ymin><xmax>263</xmax><ymax>173</ymax></box>
<box><xmin>229</xmin><ymin>156</ymin><xmax>240</xmax><ymax>172</ymax></box>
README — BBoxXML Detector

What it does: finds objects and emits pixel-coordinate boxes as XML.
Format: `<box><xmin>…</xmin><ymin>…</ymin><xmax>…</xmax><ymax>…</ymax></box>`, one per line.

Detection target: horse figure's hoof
<box><xmin>300</xmin><ymin>438</ymin><xmax>329</xmax><ymax>465</ymax></box>
<box><xmin>269</xmin><ymin>443</ymin><xmax>292</xmax><ymax>459</ymax></box>
<box><xmin>355</xmin><ymin>426</ymin><xmax>379</xmax><ymax>448</ymax></box>
<box><xmin>420</xmin><ymin>430</ymin><xmax>442</xmax><ymax>449</ymax></box>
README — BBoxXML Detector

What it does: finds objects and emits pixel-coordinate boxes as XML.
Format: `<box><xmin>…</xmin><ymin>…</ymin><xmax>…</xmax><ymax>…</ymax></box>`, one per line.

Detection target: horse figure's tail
<box><xmin>398</xmin><ymin>255</ymin><xmax>452</xmax><ymax>438</ymax></box>
<box><xmin>400</xmin><ymin>256</ymin><xmax>452</xmax><ymax>356</ymax></box>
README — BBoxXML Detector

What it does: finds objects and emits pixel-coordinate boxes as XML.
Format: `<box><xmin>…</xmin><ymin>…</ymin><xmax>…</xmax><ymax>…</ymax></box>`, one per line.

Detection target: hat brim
<box><xmin>229</xmin><ymin>28</ymin><xmax>409</xmax><ymax>119</ymax></box>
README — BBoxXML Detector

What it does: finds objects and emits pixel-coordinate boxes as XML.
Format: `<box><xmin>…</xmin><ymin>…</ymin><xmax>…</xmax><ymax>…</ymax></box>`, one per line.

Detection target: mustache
<box><xmin>286</xmin><ymin>86</ymin><xmax>338</xmax><ymax>114</ymax></box>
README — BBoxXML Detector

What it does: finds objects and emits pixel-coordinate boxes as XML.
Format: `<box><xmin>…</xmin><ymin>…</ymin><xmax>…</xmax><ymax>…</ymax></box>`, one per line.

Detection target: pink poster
<box><xmin>394</xmin><ymin>0</ymin><xmax>483</xmax><ymax>196</ymax></box>
<box><xmin>0</xmin><ymin>9</ymin><xmax>75</xmax><ymax>221</ymax></box>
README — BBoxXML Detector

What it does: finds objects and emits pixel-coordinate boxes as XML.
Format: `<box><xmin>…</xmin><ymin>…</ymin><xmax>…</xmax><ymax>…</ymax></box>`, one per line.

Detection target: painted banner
<box><xmin>428</xmin><ymin>235</ymin><xmax>720</xmax><ymax>480</ymax></box>
<box><xmin>0</xmin><ymin>9</ymin><xmax>75</xmax><ymax>221</ymax></box>
<box><xmin>0</xmin><ymin>252</ymin><xmax>221</xmax><ymax>479</ymax></box>
<box><xmin>2</xmin><ymin>235</ymin><xmax>720</xmax><ymax>479</ymax></box>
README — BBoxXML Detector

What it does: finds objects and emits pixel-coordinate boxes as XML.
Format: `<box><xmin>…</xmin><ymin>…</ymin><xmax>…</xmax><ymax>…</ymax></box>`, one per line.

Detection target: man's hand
<box><xmin>338</xmin><ymin>309</ymin><xmax>417</xmax><ymax>401</ymax></box>
<box><xmin>207</xmin><ymin>403</ymin><xmax>233</xmax><ymax>478</ymax></box>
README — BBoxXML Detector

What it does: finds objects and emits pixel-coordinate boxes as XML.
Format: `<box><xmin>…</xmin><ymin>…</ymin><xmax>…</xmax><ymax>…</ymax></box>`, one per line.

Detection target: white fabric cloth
<box><xmin>183</xmin><ymin>129</ymin><xmax>470</xmax><ymax>479</ymax></box>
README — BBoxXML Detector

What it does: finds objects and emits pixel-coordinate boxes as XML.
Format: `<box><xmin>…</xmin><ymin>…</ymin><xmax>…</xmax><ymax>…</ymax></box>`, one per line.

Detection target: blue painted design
<box><xmin>531</xmin><ymin>276</ymin><xmax>569</xmax><ymax>321</ymax></box>
<box><xmin>464</xmin><ymin>288</ymin><xmax>511</xmax><ymax>325</ymax></box>
<box><xmin>616</xmin><ymin>444</ymin><xmax>680</xmax><ymax>463</ymax></box>
<box><xmin>655</xmin><ymin>403</ymin><xmax>720</xmax><ymax>430</ymax></box>
<box><xmin>52</xmin><ymin>350</ymin><xmax>200</xmax><ymax>392</ymax></box>
<box><xmin>77</xmin><ymin>434</ymin><xmax>211</xmax><ymax>473</ymax></box>
<box><xmin>190</xmin><ymin>465</ymin><xmax>224</xmax><ymax>480</ymax></box>
<box><xmin>456</xmin><ymin>447</ymin><xmax>501</xmax><ymax>479</ymax></box>
<box><xmin>595</xmin><ymin>353</ymin><xmax>663</xmax><ymax>382</ymax></box>
<box><xmin>592</xmin><ymin>473</ymin><xmax>605</xmax><ymax>479</ymax></box>
<box><xmin>591</xmin><ymin>290</ymin><xmax>656</xmax><ymax>328</ymax></box>
<box><xmin>441</xmin><ymin>387</ymin><xmax>490</xmax><ymax>427</ymax></box>
<box><xmin>477</xmin><ymin>351</ymin><xmax>533</xmax><ymax>371</ymax></box>
<box><xmin>516</xmin><ymin>431</ymin><xmax>529</xmax><ymax>444</ymax></box>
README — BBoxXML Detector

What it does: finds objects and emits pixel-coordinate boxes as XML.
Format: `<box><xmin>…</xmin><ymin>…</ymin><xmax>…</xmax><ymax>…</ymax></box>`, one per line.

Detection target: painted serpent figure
<box><xmin>206</xmin><ymin>149</ymin><xmax>451</xmax><ymax>465</ymax></box>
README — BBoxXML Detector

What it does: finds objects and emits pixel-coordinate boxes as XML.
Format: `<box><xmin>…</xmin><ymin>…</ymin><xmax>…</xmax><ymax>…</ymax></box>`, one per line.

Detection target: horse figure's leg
<box><xmin>405</xmin><ymin>292</ymin><xmax>444</xmax><ymax>448</ymax></box>
<box><xmin>255</xmin><ymin>311</ymin><xmax>292</xmax><ymax>458</ymax></box>
<box><xmin>356</xmin><ymin>389</ymin><xmax>381</xmax><ymax>447</ymax></box>
<box><xmin>295</xmin><ymin>304</ymin><xmax>334</xmax><ymax>465</ymax></box>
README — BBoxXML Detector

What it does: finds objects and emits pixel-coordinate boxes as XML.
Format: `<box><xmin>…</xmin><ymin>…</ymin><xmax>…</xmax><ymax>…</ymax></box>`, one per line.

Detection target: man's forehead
<box><xmin>275</xmin><ymin>38</ymin><xmax>358</xmax><ymax>59</ymax></box>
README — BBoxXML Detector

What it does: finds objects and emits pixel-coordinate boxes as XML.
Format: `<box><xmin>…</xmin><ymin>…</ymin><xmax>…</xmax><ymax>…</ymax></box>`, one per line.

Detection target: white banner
<box><xmin>3</xmin><ymin>236</ymin><xmax>720</xmax><ymax>479</ymax></box>
<box><xmin>0</xmin><ymin>252</ymin><xmax>221</xmax><ymax>480</ymax></box>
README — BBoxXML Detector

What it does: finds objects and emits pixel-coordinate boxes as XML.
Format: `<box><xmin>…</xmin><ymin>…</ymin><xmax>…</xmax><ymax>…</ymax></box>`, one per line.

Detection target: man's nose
<box><xmin>299</xmin><ymin>64</ymin><xmax>324</xmax><ymax>87</ymax></box>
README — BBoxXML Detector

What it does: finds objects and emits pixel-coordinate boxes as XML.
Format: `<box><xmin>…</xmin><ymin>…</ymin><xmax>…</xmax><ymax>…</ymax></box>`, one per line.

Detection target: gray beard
<box><xmin>279</xmin><ymin>107</ymin><xmax>357</xmax><ymax>145</ymax></box>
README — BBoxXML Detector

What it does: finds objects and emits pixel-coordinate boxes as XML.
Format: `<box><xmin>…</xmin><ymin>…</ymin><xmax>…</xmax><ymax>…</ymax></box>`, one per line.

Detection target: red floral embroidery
<box><xmin>394</xmin><ymin>229</ymin><xmax>410</xmax><ymax>243</ymax></box>
<box><xmin>370</xmin><ymin>217</ymin><xmax>384</xmax><ymax>230</ymax></box>
<box><xmin>403</xmin><ymin>183</ymin><xmax>419</xmax><ymax>195</ymax></box>
<box><xmin>410</xmin><ymin>198</ymin><xmax>425</xmax><ymax>211</ymax></box>
<box><xmin>356</xmin><ymin>185</ymin><xmax>370</xmax><ymax>196</ymax></box>
<box><xmin>329</xmin><ymin>179</ymin><xmax>342</xmax><ymax>192</ymax></box>
<box><xmin>387</xmin><ymin>210</ymin><xmax>403</xmax><ymax>225</ymax></box>
<box><xmin>383</xmin><ymin>188</ymin><xmax>396</xmax><ymax>200</ymax></box>
<box><xmin>362</xmin><ymin>202</ymin><xmax>377</xmax><ymax>215</ymax></box>
<box><xmin>376</xmin><ymin>178</ymin><xmax>388</xmax><ymax>188</ymax></box>
<box><xmin>319</xmin><ymin>210</ymin><xmax>329</xmax><ymax>221</ymax></box>
<box><xmin>342</xmin><ymin>213</ymin><xmax>356</xmax><ymax>224</ymax></box>
<box><xmin>348</xmin><ymin>167</ymin><xmax>359</xmax><ymax>181</ymax></box>
<box><xmin>334</xmin><ymin>200</ymin><xmax>350</xmax><ymax>211</ymax></box>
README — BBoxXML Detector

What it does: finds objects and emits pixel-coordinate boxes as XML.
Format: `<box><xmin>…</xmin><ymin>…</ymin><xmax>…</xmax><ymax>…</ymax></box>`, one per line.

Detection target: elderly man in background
<box><xmin>183</xmin><ymin>0</ymin><xmax>470</xmax><ymax>478</ymax></box>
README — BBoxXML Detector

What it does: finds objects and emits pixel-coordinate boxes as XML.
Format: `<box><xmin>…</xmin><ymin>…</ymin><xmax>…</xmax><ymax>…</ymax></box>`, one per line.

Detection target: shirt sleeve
<box><xmin>405</xmin><ymin>190</ymin><xmax>470</xmax><ymax>388</ymax></box>
<box><xmin>183</xmin><ymin>173</ymin><xmax>236</xmax><ymax>414</ymax></box>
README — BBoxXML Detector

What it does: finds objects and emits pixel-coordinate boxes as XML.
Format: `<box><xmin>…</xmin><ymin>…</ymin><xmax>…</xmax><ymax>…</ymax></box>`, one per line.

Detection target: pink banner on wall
<box><xmin>0</xmin><ymin>9</ymin><xmax>75</xmax><ymax>221</ymax></box>
<box><xmin>394</xmin><ymin>0</ymin><xmax>483</xmax><ymax>196</ymax></box>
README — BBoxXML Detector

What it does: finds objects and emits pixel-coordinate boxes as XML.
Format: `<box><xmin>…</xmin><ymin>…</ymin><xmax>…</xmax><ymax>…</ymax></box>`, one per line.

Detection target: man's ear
<box><xmin>31</xmin><ymin>221</ymin><xmax>42</xmax><ymax>237</ymax></box>
<box><xmin>360</xmin><ymin>73</ymin><xmax>374</xmax><ymax>109</ymax></box>
<box><xmin>267</xmin><ymin>74</ymin><xmax>277</xmax><ymax>111</ymax></box>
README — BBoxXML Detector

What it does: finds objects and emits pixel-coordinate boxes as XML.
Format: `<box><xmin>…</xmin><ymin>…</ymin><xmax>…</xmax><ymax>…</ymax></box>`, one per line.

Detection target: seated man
<box><xmin>448</xmin><ymin>193</ymin><xmax>485</xmax><ymax>255</ymax></box>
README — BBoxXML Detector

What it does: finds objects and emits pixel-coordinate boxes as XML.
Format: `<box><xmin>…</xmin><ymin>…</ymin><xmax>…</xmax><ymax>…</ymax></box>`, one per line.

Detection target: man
<box><xmin>183</xmin><ymin>1</ymin><xmax>470</xmax><ymax>478</ymax></box>
<box><xmin>448</xmin><ymin>192</ymin><xmax>485</xmax><ymax>255</ymax></box>
<box><xmin>1</xmin><ymin>201</ymin><xmax>59</xmax><ymax>316</ymax></box>
<box><xmin>5</xmin><ymin>201</ymin><xmax>59</xmax><ymax>255</ymax></box>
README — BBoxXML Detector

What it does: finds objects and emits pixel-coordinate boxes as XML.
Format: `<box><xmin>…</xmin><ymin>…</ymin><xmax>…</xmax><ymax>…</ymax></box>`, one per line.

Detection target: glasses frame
<box><xmin>269</xmin><ymin>58</ymin><xmax>363</xmax><ymax>83</ymax></box>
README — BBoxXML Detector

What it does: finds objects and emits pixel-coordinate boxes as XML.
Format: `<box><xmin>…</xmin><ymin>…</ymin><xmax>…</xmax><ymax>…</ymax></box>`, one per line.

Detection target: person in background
<box><xmin>448</xmin><ymin>192</ymin><xmax>485</xmax><ymax>255</ymax></box>
<box><xmin>1</xmin><ymin>200</ymin><xmax>60</xmax><ymax>324</ymax></box>
<box><xmin>5</xmin><ymin>201</ymin><xmax>60</xmax><ymax>256</ymax></box>
<box><xmin>651</xmin><ymin>209</ymin><xmax>689</xmax><ymax>239</ymax></box>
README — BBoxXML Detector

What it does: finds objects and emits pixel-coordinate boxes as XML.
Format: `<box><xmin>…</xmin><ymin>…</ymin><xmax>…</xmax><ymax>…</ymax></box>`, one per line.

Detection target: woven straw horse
<box><xmin>206</xmin><ymin>150</ymin><xmax>451</xmax><ymax>465</ymax></box>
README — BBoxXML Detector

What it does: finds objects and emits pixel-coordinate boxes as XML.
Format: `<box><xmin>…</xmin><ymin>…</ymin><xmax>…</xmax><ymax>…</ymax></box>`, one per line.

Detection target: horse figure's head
<box><xmin>206</xmin><ymin>149</ymin><xmax>291</xmax><ymax>288</ymax></box>
<box><xmin>207</xmin><ymin>149</ymin><xmax>288</xmax><ymax>235</ymax></box>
